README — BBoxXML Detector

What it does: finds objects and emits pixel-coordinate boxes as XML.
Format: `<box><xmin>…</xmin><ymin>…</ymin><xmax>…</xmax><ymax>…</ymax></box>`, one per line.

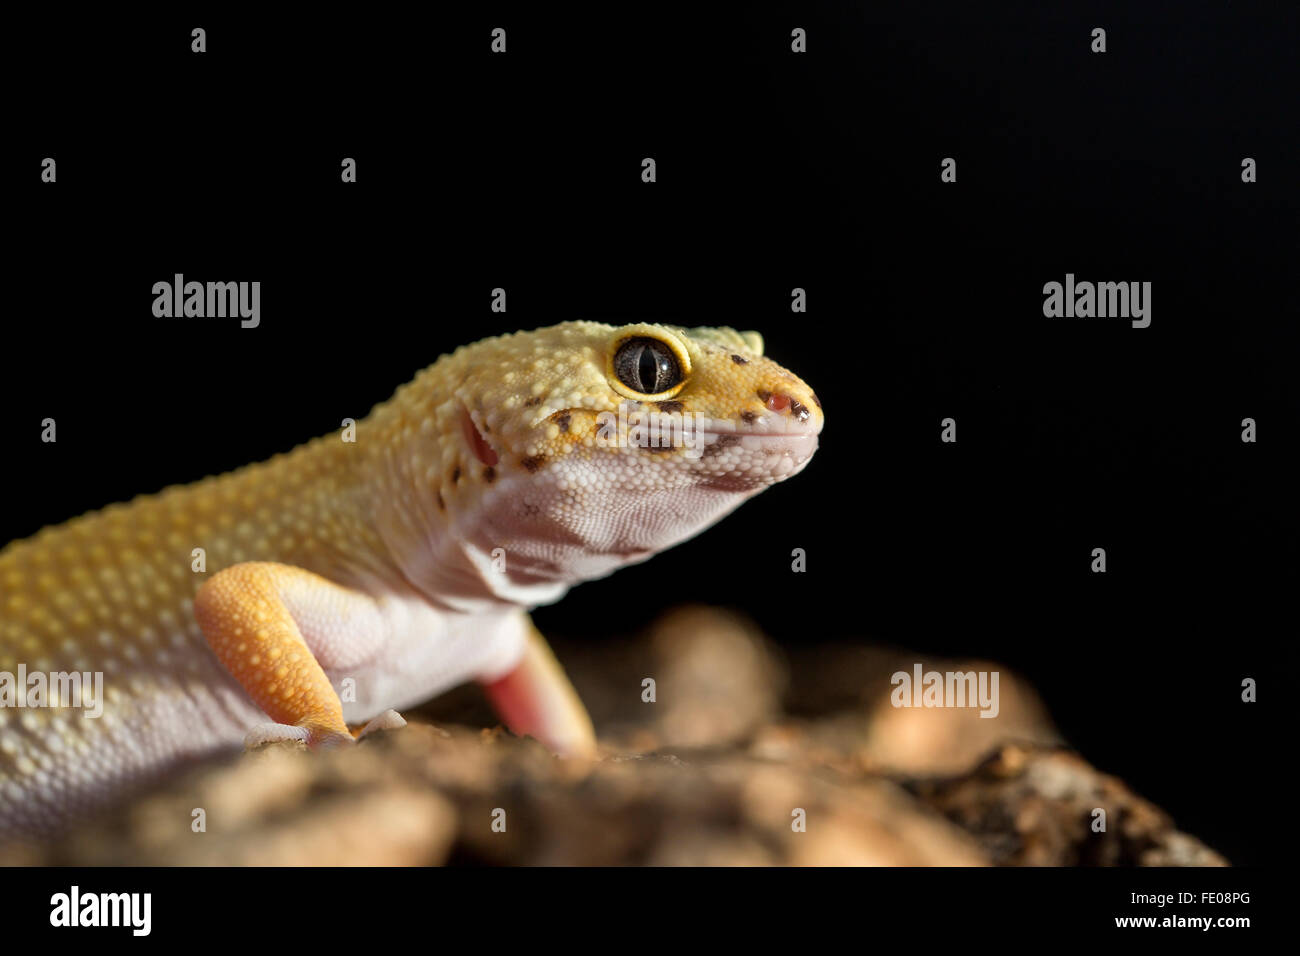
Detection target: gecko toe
<box><xmin>244</xmin><ymin>721</ymin><xmax>355</xmax><ymax>751</ymax></box>
<box><xmin>357</xmin><ymin>708</ymin><xmax>407</xmax><ymax>741</ymax></box>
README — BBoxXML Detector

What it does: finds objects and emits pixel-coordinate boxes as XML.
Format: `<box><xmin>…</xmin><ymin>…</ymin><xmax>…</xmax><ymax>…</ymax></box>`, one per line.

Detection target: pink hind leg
<box><xmin>481</xmin><ymin>619</ymin><xmax>596</xmax><ymax>757</ymax></box>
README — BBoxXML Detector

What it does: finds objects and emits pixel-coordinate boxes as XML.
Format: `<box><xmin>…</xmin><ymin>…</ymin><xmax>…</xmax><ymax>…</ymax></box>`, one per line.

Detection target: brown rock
<box><xmin>909</xmin><ymin>743</ymin><xmax>1228</xmax><ymax>866</ymax></box>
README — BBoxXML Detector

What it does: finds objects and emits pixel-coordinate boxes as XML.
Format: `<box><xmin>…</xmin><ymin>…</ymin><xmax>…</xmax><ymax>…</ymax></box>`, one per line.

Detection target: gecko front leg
<box><xmin>195</xmin><ymin>562</ymin><xmax>395</xmax><ymax>750</ymax></box>
<box><xmin>197</xmin><ymin>565</ymin><xmax>592</xmax><ymax>757</ymax></box>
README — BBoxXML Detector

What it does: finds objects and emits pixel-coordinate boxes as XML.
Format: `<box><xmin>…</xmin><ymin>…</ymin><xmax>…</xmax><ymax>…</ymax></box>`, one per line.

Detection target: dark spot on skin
<box><xmin>452</xmin><ymin>466</ymin><xmax>461</xmax><ymax>484</ymax></box>
<box><xmin>811</xmin><ymin>393</ymin><xmax>822</xmax><ymax>409</ymax></box>
<box><xmin>790</xmin><ymin>400</ymin><xmax>810</xmax><ymax>423</ymax></box>
<box><xmin>641</xmin><ymin>444</ymin><xmax>675</xmax><ymax>454</ymax></box>
<box><xmin>656</xmin><ymin>400</ymin><xmax>685</xmax><ymax>413</ymax></box>
<box><xmin>702</xmin><ymin>433</ymin><xmax>740</xmax><ymax>458</ymax></box>
<box><xmin>483</xmin><ymin>422</ymin><xmax>491</xmax><ymax>433</ymax></box>
<box><xmin>756</xmin><ymin>389</ymin><xmax>772</xmax><ymax>402</ymax></box>
<box><xmin>521</xmin><ymin>455</ymin><xmax>545</xmax><ymax>473</ymax></box>
<box><xmin>551</xmin><ymin>411</ymin><xmax>572</xmax><ymax>433</ymax></box>
<box><xmin>741</xmin><ymin>411</ymin><xmax>758</xmax><ymax>425</ymax></box>
<box><xmin>436</xmin><ymin>492</ymin><xmax>445</xmax><ymax>510</ymax></box>
<box><xmin>524</xmin><ymin>396</ymin><xmax>542</xmax><ymax>407</ymax></box>
<box><xmin>483</xmin><ymin>466</ymin><xmax>496</xmax><ymax>483</ymax></box>
<box><xmin>731</xmin><ymin>354</ymin><xmax>748</xmax><ymax>365</ymax></box>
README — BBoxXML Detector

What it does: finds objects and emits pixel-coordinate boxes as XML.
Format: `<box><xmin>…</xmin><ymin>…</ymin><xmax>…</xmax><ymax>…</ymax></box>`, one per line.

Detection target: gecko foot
<box><xmin>244</xmin><ymin>722</ymin><xmax>354</xmax><ymax>751</ymax></box>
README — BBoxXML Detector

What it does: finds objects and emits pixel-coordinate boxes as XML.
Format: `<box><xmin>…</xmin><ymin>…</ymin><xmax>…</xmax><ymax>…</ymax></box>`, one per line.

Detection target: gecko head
<box><xmin>405</xmin><ymin>321</ymin><xmax>823</xmax><ymax>597</ymax></box>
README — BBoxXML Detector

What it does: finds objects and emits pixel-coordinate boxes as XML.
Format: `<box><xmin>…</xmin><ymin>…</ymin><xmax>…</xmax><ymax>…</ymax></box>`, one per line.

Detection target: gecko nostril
<box><xmin>755</xmin><ymin>389</ymin><xmax>811</xmax><ymax>422</ymax></box>
<box><xmin>757</xmin><ymin>389</ymin><xmax>790</xmax><ymax>413</ymax></box>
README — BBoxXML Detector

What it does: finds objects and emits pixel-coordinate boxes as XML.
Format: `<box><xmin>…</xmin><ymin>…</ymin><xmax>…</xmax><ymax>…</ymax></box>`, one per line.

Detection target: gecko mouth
<box><xmin>691</xmin><ymin>425</ymin><xmax>820</xmax><ymax>490</ymax></box>
<box><xmin>580</xmin><ymin>410</ymin><xmax>820</xmax><ymax>482</ymax></box>
<box><xmin>697</xmin><ymin>429</ymin><xmax>819</xmax><ymax>454</ymax></box>
<box><xmin>696</xmin><ymin>410</ymin><xmax>822</xmax><ymax>437</ymax></box>
<box><xmin>698</xmin><ymin>414</ymin><xmax>821</xmax><ymax>452</ymax></box>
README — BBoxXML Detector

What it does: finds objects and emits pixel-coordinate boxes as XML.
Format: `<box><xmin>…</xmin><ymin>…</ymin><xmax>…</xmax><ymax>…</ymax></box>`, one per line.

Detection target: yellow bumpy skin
<box><xmin>0</xmin><ymin>321</ymin><xmax>822</xmax><ymax>840</ymax></box>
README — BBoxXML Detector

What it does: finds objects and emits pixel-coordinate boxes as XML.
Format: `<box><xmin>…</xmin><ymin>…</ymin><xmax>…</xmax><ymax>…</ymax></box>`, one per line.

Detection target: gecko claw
<box><xmin>356</xmin><ymin>708</ymin><xmax>407</xmax><ymax>740</ymax></box>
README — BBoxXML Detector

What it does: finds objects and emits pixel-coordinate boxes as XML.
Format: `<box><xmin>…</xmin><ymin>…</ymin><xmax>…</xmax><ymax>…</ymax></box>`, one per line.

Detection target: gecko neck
<box><xmin>354</xmin><ymin>383</ymin><xmax>573</xmax><ymax>614</ymax></box>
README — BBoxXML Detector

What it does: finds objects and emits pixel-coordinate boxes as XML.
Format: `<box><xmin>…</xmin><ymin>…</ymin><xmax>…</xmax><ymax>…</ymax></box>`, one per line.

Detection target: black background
<box><xmin>5</xmin><ymin>4</ymin><xmax>1296</xmax><ymax>867</ymax></box>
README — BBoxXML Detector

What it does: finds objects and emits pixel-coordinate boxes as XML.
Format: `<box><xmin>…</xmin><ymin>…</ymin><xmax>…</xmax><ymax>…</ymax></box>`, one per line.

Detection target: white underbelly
<box><xmin>334</xmin><ymin>598</ymin><xmax>527</xmax><ymax>724</ymax></box>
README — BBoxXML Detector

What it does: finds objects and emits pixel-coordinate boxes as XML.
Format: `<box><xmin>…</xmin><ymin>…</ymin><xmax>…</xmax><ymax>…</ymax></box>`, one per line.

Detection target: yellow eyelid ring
<box><xmin>606</xmin><ymin>325</ymin><xmax>692</xmax><ymax>401</ymax></box>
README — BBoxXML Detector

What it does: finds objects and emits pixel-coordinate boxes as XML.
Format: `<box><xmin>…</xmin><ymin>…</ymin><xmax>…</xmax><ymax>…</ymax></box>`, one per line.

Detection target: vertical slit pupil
<box><xmin>639</xmin><ymin>346</ymin><xmax>661</xmax><ymax>392</ymax></box>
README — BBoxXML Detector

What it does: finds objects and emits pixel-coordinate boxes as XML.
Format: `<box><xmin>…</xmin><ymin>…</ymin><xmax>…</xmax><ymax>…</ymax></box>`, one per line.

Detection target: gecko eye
<box><xmin>613</xmin><ymin>337</ymin><xmax>683</xmax><ymax>395</ymax></box>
